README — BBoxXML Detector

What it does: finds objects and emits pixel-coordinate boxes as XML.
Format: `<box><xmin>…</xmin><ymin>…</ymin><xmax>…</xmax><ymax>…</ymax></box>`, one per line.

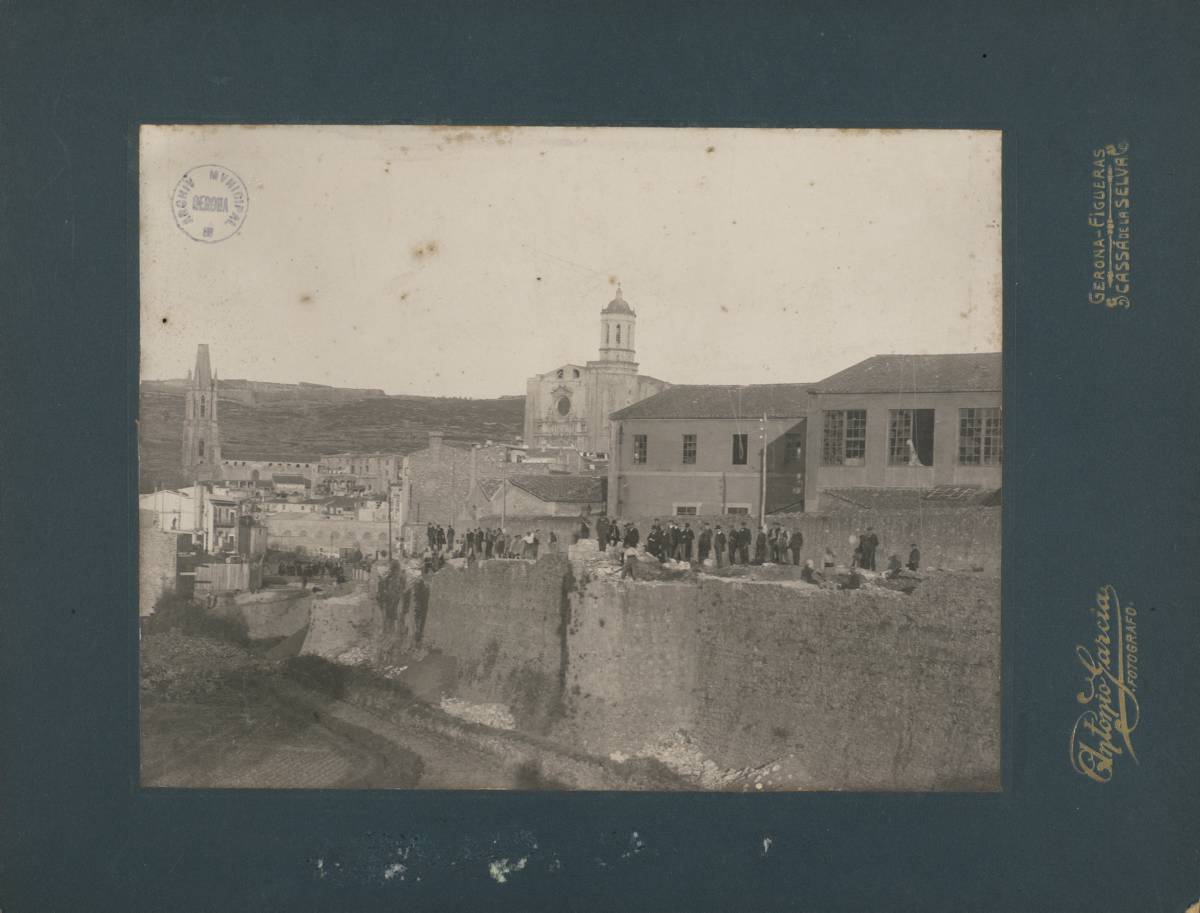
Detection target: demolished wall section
<box><xmin>419</xmin><ymin>555</ymin><xmax>573</xmax><ymax>731</ymax></box>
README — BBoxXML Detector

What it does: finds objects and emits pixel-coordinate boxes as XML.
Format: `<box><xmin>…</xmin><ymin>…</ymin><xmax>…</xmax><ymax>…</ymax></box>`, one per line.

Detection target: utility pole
<box><xmin>759</xmin><ymin>413</ymin><xmax>768</xmax><ymax>530</ymax></box>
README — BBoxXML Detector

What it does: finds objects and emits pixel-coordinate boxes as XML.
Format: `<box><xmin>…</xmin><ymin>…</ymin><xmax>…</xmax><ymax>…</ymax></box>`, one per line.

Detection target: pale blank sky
<box><xmin>140</xmin><ymin>125</ymin><xmax>1001</xmax><ymax>396</ymax></box>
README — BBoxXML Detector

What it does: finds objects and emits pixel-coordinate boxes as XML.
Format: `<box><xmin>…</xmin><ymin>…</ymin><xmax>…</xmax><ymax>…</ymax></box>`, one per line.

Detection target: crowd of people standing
<box><xmin>422</xmin><ymin>522</ymin><xmax>550</xmax><ymax>568</ymax></box>
<box><xmin>591</xmin><ymin>518</ymin><xmax>806</xmax><ymax>568</ymax></box>
<box><xmin>415</xmin><ymin>517</ymin><xmax>920</xmax><ymax>583</ymax></box>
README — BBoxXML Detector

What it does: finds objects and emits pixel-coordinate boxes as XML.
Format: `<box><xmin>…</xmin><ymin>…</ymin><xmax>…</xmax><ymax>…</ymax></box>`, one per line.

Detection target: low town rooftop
<box><xmin>508</xmin><ymin>474</ymin><xmax>605</xmax><ymax>503</ymax></box>
<box><xmin>610</xmin><ymin>384</ymin><xmax>813</xmax><ymax>420</ymax></box>
<box><xmin>272</xmin><ymin>474</ymin><xmax>311</xmax><ymax>485</ymax></box>
<box><xmin>809</xmin><ymin>353</ymin><xmax>1002</xmax><ymax>395</ymax></box>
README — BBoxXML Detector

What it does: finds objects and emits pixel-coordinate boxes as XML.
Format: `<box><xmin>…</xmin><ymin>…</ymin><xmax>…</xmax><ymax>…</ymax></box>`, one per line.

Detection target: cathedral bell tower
<box><xmin>597</xmin><ymin>285</ymin><xmax>637</xmax><ymax>368</ymax></box>
<box><xmin>181</xmin><ymin>343</ymin><xmax>221</xmax><ymax>481</ymax></box>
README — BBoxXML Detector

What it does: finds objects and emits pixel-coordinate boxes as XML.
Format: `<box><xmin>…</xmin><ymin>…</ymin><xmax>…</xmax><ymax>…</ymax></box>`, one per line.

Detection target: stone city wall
<box><xmin>419</xmin><ymin>555</ymin><xmax>574</xmax><ymax>732</ymax></box>
<box><xmin>412</xmin><ymin>555</ymin><xmax>1000</xmax><ymax>789</ymax></box>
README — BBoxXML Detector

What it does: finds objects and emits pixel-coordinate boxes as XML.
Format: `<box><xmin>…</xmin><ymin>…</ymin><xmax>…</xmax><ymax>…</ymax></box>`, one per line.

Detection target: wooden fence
<box><xmin>194</xmin><ymin>562</ymin><xmax>263</xmax><ymax>593</ymax></box>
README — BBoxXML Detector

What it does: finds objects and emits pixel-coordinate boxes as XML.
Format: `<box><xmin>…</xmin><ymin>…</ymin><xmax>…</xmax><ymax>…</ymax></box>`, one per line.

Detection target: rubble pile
<box><xmin>611</xmin><ymin>729</ymin><xmax>810</xmax><ymax>791</ymax></box>
<box><xmin>439</xmin><ymin>697</ymin><xmax>517</xmax><ymax>731</ymax></box>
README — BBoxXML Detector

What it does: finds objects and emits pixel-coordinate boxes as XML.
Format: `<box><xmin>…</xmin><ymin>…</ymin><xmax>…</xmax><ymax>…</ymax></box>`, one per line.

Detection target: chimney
<box><xmin>428</xmin><ymin>431</ymin><xmax>444</xmax><ymax>455</ymax></box>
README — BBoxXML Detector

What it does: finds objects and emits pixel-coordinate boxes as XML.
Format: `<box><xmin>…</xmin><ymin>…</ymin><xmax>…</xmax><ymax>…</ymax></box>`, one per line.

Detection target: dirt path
<box><xmin>140</xmin><ymin>631</ymin><xmax>690</xmax><ymax>790</ymax></box>
<box><xmin>141</xmin><ymin>679</ymin><xmax>527</xmax><ymax>789</ymax></box>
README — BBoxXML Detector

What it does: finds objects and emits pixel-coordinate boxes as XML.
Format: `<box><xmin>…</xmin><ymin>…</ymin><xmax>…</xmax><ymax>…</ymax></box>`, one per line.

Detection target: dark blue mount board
<box><xmin>1</xmin><ymin>1</ymin><xmax>1198</xmax><ymax>910</ymax></box>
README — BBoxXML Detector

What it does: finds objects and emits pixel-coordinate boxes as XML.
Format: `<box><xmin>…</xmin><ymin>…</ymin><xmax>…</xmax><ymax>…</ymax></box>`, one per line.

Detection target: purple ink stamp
<box><xmin>172</xmin><ymin>164</ymin><xmax>249</xmax><ymax>243</ymax></box>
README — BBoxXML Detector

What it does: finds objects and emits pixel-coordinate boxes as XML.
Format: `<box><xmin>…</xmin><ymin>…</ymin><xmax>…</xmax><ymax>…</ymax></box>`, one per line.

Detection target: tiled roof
<box><xmin>611</xmin><ymin>384</ymin><xmax>812</xmax><ymax>420</ymax></box>
<box><xmin>222</xmin><ymin>453</ymin><xmax>319</xmax><ymax>463</ymax></box>
<box><xmin>272</xmin><ymin>474</ymin><xmax>310</xmax><ymax>485</ymax></box>
<box><xmin>508</xmin><ymin>474</ymin><xmax>605</xmax><ymax>503</ymax></box>
<box><xmin>477</xmin><ymin>478</ymin><xmax>505</xmax><ymax>500</ymax></box>
<box><xmin>821</xmin><ymin>487</ymin><xmax>1001</xmax><ymax>511</ymax></box>
<box><xmin>810</xmin><ymin>353</ymin><xmax>1001</xmax><ymax>394</ymax></box>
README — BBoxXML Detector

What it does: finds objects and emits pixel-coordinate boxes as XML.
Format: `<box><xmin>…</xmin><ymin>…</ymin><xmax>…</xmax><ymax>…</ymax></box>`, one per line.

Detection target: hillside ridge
<box><xmin>140</xmin><ymin>381</ymin><xmax>525</xmax><ymax>492</ymax></box>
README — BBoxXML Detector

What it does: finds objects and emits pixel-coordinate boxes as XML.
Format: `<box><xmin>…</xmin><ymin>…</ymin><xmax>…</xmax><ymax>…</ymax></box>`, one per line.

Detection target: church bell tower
<box><xmin>597</xmin><ymin>285</ymin><xmax>637</xmax><ymax>368</ymax></box>
<box><xmin>181</xmin><ymin>343</ymin><xmax>221</xmax><ymax>481</ymax></box>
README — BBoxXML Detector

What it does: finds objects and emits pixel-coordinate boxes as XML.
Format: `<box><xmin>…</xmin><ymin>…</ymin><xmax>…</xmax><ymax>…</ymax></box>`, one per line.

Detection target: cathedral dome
<box><xmin>602</xmin><ymin>285</ymin><xmax>635</xmax><ymax>316</ymax></box>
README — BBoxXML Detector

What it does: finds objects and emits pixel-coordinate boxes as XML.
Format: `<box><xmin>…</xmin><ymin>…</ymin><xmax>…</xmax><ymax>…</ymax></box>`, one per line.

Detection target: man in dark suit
<box><xmin>683</xmin><ymin>523</ymin><xmax>695</xmax><ymax>561</ymax></box>
<box><xmin>698</xmin><ymin>524</ymin><xmax>712</xmax><ymax>563</ymax></box>
<box><xmin>860</xmin><ymin>526</ymin><xmax>880</xmax><ymax>571</ymax></box>
<box><xmin>645</xmin><ymin>523</ymin><xmax>659</xmax><ymax>559</ymax></box>
<box><xmin>623</xmin><ymin>522</ymin><xmax>640</xmax><ymax>549</ymax></box>
<box><xmin>788</xmin><ymin>528</ymin><xmax>804</xmax><ymax>566</ymax></box>
<box><xmin>713</xmin><ymin>524</ymin><xmax>726</xmax><ymax>567</ymax></box>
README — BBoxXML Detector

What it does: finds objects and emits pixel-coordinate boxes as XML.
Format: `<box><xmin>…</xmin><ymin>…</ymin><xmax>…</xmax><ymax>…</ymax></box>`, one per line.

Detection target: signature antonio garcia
<box><xmin>1071</xmin><ymin>584</ymin><xmax>1140</xmax><ymax>782</ymax></box>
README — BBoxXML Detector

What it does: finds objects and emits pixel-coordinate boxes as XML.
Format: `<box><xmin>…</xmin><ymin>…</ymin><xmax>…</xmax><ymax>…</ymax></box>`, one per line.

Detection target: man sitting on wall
<box><xmin>646</xmin><ymin>522</ymin><xmax>662</xmax><ymax>561</ymax></box>
<box><xmin>622</xmin><ymin>521</ymin><xmax>640</xmax><ymax>552</ymax></box>
<box><xmin>907</xmin><ymin>543</ymin><xmax>921</xmax><ymax>572</ymax></box>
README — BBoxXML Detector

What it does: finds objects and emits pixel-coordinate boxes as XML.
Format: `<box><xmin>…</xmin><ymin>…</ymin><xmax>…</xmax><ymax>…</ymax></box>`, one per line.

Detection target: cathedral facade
<box><xmin>523</xmin><ymin>287</ymin><xmax>671</xmax><ymax>457</ymax></box>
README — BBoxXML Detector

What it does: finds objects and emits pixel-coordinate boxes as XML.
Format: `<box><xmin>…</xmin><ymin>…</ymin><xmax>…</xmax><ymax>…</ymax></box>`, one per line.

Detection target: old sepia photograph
<box><xmin>138</xmin><ymin>125</ymin><xmax>1002</xmax><ymax>791</ymax></box>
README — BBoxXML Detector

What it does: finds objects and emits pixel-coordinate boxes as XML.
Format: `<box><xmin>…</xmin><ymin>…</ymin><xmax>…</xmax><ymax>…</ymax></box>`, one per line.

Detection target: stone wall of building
<box><xmin>803</xmin><ymin>390</ymin><xmax>1003</xmax><ymax>509</ymax></box>
<box><xmin>265</xmin><ymin>513</ymin><xmax>392</xmax><ymax>557</ymax></box>
<box><xmin>400</xmin><ymin>437</ymin><xmax>473</xmax><ymax>533</ymax></box>
<box><xmin>219</xmin><ymin>458</ymin><xmax>319</xmax><ymax>484</ymax></box>
<box><xmin>139</xmin><ymin>510</ymin><xmax>179</xmax><ymax>617</ymax></box>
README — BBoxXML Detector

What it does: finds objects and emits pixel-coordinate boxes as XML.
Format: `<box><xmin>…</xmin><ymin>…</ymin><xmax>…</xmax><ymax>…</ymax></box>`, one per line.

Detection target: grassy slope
<box><xmin>139</xmin><ymin>387</ymin><xmax>524</xmax><ymax>491</ymax></box>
